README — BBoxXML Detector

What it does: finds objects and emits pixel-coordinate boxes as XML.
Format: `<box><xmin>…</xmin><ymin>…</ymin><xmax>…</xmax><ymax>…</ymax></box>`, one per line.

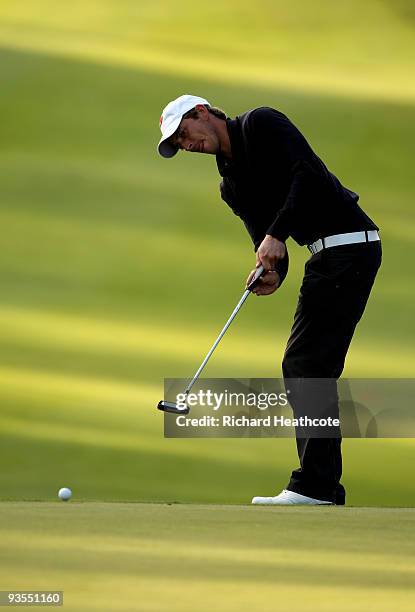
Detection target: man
<box><xmin>157</xmin><ymin>94</ymin><xmax>382</xmax><ymax>506</ymax></box>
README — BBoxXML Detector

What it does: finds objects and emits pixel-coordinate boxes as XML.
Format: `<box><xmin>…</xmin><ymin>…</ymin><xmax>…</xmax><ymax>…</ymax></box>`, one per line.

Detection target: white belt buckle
<box><xmin>309</xmin><ymin>238</ymin><xmax>323</xmax><ymax>254</ymax></box>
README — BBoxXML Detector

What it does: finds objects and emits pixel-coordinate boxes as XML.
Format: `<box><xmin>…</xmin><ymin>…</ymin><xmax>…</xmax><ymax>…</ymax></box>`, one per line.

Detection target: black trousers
<box><xmin>282</xmin><ymin>240</ymin><xmax>382</xmax><ymax>504</ymax></box>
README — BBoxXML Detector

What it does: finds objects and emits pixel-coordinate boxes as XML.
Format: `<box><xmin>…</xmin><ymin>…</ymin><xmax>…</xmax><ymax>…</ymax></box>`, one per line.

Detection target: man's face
<box><xmin>169</xmin><ymin>107</ymin><xmax>220</xmax><ymax>155</ymax></box>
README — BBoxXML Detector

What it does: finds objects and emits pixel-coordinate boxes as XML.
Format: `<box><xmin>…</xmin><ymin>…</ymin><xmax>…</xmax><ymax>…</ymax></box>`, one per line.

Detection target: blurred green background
<box><xmin>0</xmin><ymin>0</ymin><xmax>414</xmax><ymax>506</ymax></box>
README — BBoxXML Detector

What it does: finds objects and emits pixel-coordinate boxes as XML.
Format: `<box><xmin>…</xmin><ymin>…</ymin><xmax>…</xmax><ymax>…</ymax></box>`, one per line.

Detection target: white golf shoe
<box><xmin>252</xmin><ymin>489</ymin><xmax>333</xmax><ymax>505</ymax></box>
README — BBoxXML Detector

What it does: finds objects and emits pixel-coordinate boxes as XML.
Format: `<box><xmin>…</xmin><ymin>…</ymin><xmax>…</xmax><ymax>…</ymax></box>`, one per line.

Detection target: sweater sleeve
<box><xmin>275</xmin><ymin>245</ymin><xmax>289</xmax><ymax>287</ymax></box>
<box><xmin>246</xmin><ymin>108</ymin><xmax>318</xmax><ymax>243</ymax></box>
<box><xmin>220</xmin><ymin>177</ymin><xmax>290</xmax><ymax>288</ymax></box>
<box><xmin>266</xmin><ymin>160</ymin><xmax>320</xmax><ymax>242</ymax></box>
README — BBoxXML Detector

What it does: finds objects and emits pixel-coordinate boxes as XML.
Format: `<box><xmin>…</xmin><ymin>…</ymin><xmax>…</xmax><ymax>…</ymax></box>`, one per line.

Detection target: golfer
<box><xmin>157</xmin><ymin>95</ymin><xmax>382</xmax><ymax>505</ymax></box>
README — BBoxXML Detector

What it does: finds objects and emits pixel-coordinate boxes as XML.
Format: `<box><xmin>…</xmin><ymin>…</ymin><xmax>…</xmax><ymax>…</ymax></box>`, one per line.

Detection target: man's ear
<box><xmin>195</xmin><ymin>104</ymin><xmax>210</xmax><ymax>120</ymax></box>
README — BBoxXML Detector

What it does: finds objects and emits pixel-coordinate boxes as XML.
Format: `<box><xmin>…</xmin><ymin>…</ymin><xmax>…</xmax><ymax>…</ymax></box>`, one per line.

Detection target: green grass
<box><xmin>0</xmin><ymin>1</ymin><xmax>414</xmax><ymax>509</ymax></box>
<box><xmin>1</xmin><ymin>502</ymin><xmax>414</xmax><ymax>611</ymax></box>
<box><xmin>0</xmin><ymin>4</ymin><xmax>414</xmax><ymax>609</ymax></box>
<box><xmin>0</xmin><ymin>1</ymin><xmax>414</xmax><ymax>103</ymax></box>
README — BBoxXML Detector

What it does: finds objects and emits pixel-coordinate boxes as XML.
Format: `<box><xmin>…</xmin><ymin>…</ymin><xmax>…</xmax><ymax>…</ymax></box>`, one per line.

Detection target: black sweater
<box><xmin>216</xmin><ymin>107</ymin><xmax>378</xmax><ymax>284</ymax></box>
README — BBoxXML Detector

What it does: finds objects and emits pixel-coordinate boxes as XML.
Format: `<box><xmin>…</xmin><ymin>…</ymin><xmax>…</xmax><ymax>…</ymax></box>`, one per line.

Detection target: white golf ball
<box><xmin>58</xmin><ymin>487</ymin><xmax>72</xmax><ymax>501</ymax></box>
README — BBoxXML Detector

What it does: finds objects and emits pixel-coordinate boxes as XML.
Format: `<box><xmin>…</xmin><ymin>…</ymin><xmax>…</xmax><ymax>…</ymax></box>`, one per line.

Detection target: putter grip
<box><xmin>247</xmin><ymin>264</ymin><xmax>265</xmax><ymax>291</ymax></box>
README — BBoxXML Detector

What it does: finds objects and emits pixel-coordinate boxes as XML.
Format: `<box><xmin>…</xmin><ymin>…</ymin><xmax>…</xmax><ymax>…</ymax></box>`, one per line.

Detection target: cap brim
<box><xmin>158</xmin><ymin>140</ymin><xmax>179</xmax><ymax>158</ymax></box>
<box><xmin>157</xmin><ymin>116</ymin><xmax>181</xmax><ymax>158</ymax></box>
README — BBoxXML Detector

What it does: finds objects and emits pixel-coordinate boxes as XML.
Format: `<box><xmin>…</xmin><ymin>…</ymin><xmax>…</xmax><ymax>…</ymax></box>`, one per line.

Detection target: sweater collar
<box><xmin>216</xmin><ymin>117</ymin><xmax>245</xmax><ymax>177</ymax></box>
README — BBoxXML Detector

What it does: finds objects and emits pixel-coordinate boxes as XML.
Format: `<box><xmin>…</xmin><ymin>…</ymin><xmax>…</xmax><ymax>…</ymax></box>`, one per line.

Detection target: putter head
<box><xmin>157</xmin><ymin>400</ymin><xmax>189</xmax><ymax>415</ymax></box>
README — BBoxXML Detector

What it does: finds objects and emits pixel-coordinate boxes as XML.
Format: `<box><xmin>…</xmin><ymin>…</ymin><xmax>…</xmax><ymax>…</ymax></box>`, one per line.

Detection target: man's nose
<box><xmin>184</xmin><ymin>139</ymin><xmax>193</xmax><ymax>152</ymax></box>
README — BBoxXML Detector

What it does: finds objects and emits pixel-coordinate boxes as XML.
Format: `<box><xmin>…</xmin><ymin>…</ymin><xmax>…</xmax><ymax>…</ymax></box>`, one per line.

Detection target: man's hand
<box><xmin>245</xmin><ymin>235</ymin><xmax>285</xmax><ymax>296</ymax></box>
<box><xmin>256</xmin><ymin>234</ymin><xmax>286</xmax><ymax>270</ymax></box>
<box><xmin>246</xmin><ymin>269</ymin><xmax>280</xmax><ymax>296</ymax></box>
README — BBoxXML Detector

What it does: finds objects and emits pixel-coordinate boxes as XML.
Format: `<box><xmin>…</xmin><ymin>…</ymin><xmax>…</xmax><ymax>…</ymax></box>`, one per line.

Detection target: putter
<box><xmin>157</xmin><ymin>265</ymin><xmax>265</xmax><ymax>415</ymax></box>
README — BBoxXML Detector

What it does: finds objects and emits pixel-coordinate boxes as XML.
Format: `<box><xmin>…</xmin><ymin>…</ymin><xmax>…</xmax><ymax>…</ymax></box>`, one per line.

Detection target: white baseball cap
<box><xmin>158</xmin><ymin>94</ymin><xmax>211</xmax><ymax>158</ymax></box>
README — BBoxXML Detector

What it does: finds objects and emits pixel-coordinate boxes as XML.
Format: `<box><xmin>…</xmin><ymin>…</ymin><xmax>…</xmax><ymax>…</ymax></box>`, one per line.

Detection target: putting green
<box><xmin>1</xmin><ymin>502</ymin><xmax>414</xmax><ymax>611</ymax></box>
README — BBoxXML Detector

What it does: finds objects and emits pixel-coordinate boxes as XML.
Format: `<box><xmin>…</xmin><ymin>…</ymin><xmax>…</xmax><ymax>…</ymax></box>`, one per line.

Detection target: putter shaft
<box><xmin>183</xmin><ymin>265</ymin><xmax>264</xmax><ymax>395</ymax></box>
